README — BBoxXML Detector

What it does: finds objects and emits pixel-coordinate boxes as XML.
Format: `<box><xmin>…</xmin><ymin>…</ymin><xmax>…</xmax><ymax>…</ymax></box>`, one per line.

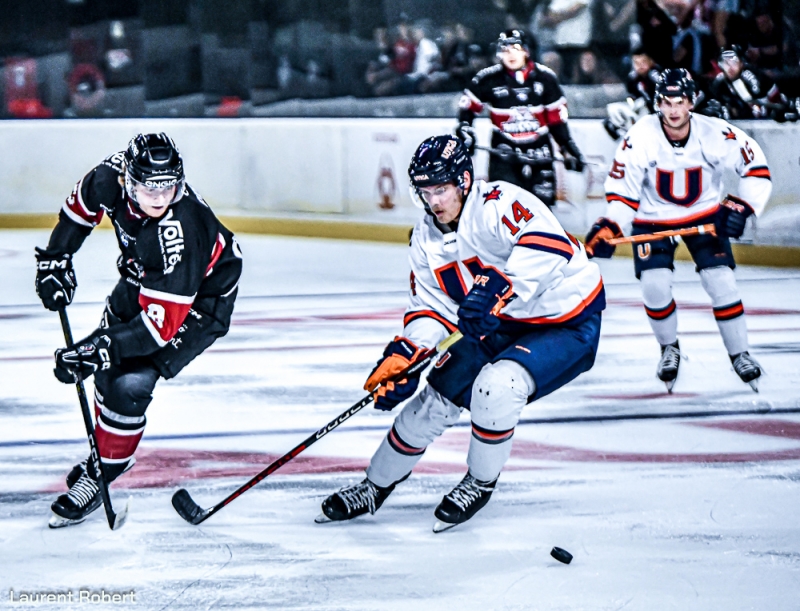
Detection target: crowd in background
<box><xmin>0</xmin><ymin>0</ymin><xmax>798</xmax><ymax>119</ymax></box>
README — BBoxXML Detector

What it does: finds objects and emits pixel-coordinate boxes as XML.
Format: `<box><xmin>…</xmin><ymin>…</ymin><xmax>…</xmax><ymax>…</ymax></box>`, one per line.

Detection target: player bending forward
<box><xmin>35</xmin><ymin>133</ymin><xmax>242</xmax><ymax>527</ymax></box>
<box><xmin>585</xmin><ymin>69</ymin><xmax>772</xmax><ymax>392</ymax></box>
<box><xmin>317</xmin><ymin>135</ymin><xmax>605</xmax><ymax>532</ymax></box>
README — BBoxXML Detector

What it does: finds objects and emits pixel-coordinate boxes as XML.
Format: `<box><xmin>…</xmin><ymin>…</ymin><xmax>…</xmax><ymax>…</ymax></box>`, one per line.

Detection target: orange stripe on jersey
<box><xmin>403</xmin><ymin>309</ymin><xmax>458</xmax><ymax>333</ymax></box>
<box><xmin>499</xmin><ymin>279</ymin><xmax>604</xmax><ymax>325</ymax></box>
<box><xmin>632</xmin><ymin>204</ymin><xmax>719</xmax><ymax>228</ymax></box>
<box><xmin>517</xmin><ymin>233</ymin><xmax>574</xmax><ymax>258</ymax></box>
<box><xmin>744</xmin><ymin>166</ymin><xmax>771</xmax><ymax>179</ymax></box>
<box><xmin>606</xmin><ymin>193</ymin><xmax>640</xmax><ymax>210</ymax></box>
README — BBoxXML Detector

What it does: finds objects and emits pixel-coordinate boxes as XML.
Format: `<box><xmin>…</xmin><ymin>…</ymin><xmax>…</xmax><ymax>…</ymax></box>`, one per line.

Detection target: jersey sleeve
<box><xmin>402</xmin><ymin>225</ymin><xmax>459</xmax><ymax>348</ymax></box>
<box><xmin>725</xmin><ymin>123</ymin><xmax>772</xmax><ymax>216</ymax></box>
<box><xmin>603</xmin><ymin>126</ymin><xmax>647</xmax><ymax>228</ymax></box>
<box><xmin>45</xmin><ymin>162</ymin><xmax>121</xmax><ymax>256</ymax></box>
<box><xmin>457</xmin><ymin>73</ymin><xmax>489</xmax><ymax>124</ymax></box>
<box><xmin>486</xmin><ymin>192</ymin><xmax>571</xmax><ymax>305</ymax></box>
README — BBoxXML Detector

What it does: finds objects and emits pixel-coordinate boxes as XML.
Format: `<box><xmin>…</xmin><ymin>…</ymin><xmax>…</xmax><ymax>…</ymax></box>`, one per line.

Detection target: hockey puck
<box><xmin>550</xmin><ymin>546</ymin><xmax>573</xmax><ymax>564</ymax></box>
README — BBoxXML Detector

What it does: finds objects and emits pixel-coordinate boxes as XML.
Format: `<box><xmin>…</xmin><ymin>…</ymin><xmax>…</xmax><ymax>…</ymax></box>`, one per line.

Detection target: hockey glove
<box><xmin>457</xmin><ymin>269</ymin><xmax>513</xmax><ymax>340</ymax></box>
<box><xmin>584</xmin><ymin>218</ymin><xmax>623</xmax><ymax>258</ymax></box>
<box><xmin>715</xmin><ymin>196</ymin><xmax>754</xmax><ymax>239</ymax></box>
<box><xmin>455</xmin><ymin>122</ymin><xmax>477</xmax><ymax>155</ymax></box>
<box><xmin>364</xmin><ymin>337</ymin><xmax>425</xmax><ymax>411</ymax></box>
<box><xmin>560</xmin><ymin>139</ymin><xmax>586</xmax><ymax>172</ymax></box>
<box><xmin>54</xmin><ymin>329</ymin><xmax>116</xmax><ymax>384</ymax></box>
<box><xmin>35</xmin><ymin>247</ymin><xmax>76</xmax><ymax>311</ymax></box>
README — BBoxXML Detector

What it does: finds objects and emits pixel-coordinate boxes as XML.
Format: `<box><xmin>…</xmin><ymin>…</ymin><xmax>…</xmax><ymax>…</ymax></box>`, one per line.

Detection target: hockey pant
<box><xmin>641</xmin><ymin>266</ymin><xmax>748</xmax><ymax>355</ymax></box>
<box><xmin>488</xmin><ymin>145</ymin><xmax>555</xmax><ymax>207</ymax></box>
<box><xmin>89</xmin><ymin>290</ymin><xmax>237</xmax><ymax>481</ymax></box>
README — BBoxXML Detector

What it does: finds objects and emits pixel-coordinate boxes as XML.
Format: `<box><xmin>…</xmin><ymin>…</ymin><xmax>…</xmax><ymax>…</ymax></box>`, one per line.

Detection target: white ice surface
<box><xmin>1</xmin><ymin>229</ymin><xmax>799</xmax><ymax>610</ymax></box>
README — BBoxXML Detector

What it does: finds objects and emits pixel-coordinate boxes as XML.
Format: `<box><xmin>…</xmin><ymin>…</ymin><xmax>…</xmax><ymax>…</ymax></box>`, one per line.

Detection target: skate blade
<box><xmin>314</xmin><ymin>513</ymin><xmax>332</xmax><ymax>524</ymax></box>
<box><xmin>48</xmin><ymin>512</ymin><xmax>87</xmax><ymax>529</ymax></box>
<box><xmin>748</xmin><ymin>379</ymin><xmax>759</xmax><ymax>393</ymax></box>
<box><xmin>432</xmin><ymin>520</ymin><xmax>458</xmax><ymax>533</ymax></box>
<box><xmin>664</xmin><ymin>379</ymin><xmax>675</xmax><ymax>394</ymax></box>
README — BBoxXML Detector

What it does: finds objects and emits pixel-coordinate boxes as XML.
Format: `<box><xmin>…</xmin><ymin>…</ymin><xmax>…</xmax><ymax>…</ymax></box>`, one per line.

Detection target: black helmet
<box><xmin>497</xmin><ymin>28</ymin><xmax>534</xmax><ymax>56</ymax></box>
<box><xmin>719</xmin><ymin>44</ymin><xmax>743</xmax><ymax>64</ymax></box>
<box><xmin>655</xmin><ymin>68</ymin><xmax>697</xmax><ymax>104</ymax></box>
<box><xmin>408</xmin><ymin>135</ymin><xmax>473</xmax><ymax>215</ymax></box>
<box><xmin>124</xmin><ymin>133</ymin><xmax>185</xmax><ymax>205</ymax></box>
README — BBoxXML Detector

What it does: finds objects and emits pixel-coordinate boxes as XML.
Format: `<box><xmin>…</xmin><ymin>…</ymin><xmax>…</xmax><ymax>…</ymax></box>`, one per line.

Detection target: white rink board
<box><xmin>0</xmin><ymin>117</ymin><xmax>797</xmax><ymax>242</ymax></box>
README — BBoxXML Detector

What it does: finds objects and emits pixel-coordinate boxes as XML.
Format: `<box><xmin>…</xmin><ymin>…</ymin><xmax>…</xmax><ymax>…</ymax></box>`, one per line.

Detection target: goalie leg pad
<box><xmin>367</xmin><ymin>385</ymin><xmax>461</xmax><ymax>488</ymax></box>
<box><xmin>640</xmin><ymin>268</ymin><xmax>678</xmax><ymax>347</ymax></box>
<box><xmin>700</xmin><ymin>266</ymin><xmax>749</xmax><ymax>355</ymax></box>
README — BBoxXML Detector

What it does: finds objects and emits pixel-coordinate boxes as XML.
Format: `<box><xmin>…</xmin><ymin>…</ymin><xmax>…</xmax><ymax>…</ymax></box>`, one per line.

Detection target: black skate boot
<box><xmin>432</xmin><ymin>472</ymin><xmax>497</xmax><ymax>533</ymax></box>
<box><xmin>730</xmin><ymin>351</ymin><xmax>762</xmax><ymax>392</ymax></box>
<box><xmin>657</xmin><ymin>341</ymin><xmax>681</xmax><ymax>393</ymax></box>
<box><xmin>49</xmin><ymin>471</ymin><xmax>101</xmax><ymax>528</ymax></box>
<box><xmin>66</xmin><ymin>456</ymin><xmax>135</xmax><ymax>489</ymax></box>
<box><xmin>315</xmin><ymin>475</ymin><xmax>406</xmax><ymax>523</ymax></box>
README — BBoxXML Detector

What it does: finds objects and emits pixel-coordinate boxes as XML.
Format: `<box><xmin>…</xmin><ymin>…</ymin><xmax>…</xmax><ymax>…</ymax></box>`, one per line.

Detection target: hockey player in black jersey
<box><xmin>603</xmin><ymin>49</ymin><xmax>662</xmax><ymax>141</ymax></box>
<box><xmin>455</xmin><ymin>28</ymin><xmax>586</xmax><ymax>208</ymax></box>
<box><xmin>705</xmin><ymin>45</ymin><xmax>789</xmax><ymax>121</ymax></box>
<box><xmin>35</xmin><ymin>133</ymin><xmax>242</xmax><ymax>527</ymax></box>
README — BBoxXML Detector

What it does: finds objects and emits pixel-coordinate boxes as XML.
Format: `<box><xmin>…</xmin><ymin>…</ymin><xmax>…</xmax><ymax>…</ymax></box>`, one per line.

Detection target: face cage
<box><xmin>408</xmin><ymin>171</ymin><xmax>471</xmax><ymax>211</ymax></box>
<box><xmin>125</xmin><ymin>171</ymin><xmax>185</xmax><ymax>206</ymax></box>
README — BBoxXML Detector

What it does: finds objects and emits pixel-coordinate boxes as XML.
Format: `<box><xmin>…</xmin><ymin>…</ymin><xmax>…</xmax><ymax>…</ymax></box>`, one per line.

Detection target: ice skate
<box><xmin>657</xmin><ymin>341</ymin><xmax>681</xmax><ymax>393</ymax></box>
<box><xmin>432</xmin><ymin>473</ymin><xmax>497</xmax><ymax>533</ymax></box>
<box><xmin>49</xmin><ymin>471</ymin><xmax>101</xmax><ymax>528</ymax></box>
<box><xmin>315</xmin><ymin>477</ymin><xmax>397</xmax><ymax>523</ymax></box>
<box><xmin>66</xmin><ymin>457</ymin><xmax>135</xmax><ymax>489</ymax></box>
<box><xmin>730</xmin><ymin>351</ymin><xmax>762</xmax><ymax>392</ymax></box>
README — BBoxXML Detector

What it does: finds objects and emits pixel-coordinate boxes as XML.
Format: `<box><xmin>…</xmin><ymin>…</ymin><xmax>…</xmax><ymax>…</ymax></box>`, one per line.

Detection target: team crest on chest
<box><xmin>656</xmin><ymin>167</ymin><xmax>703</xmax><ymax>207</ymax></box>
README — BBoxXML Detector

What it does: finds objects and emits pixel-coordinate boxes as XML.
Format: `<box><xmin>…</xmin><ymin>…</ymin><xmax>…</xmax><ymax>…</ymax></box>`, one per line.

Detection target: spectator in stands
<box><xmin>541</xmin><ymin>50</ymin><xmax>565</xmax><ymax>79</ymax></box>
<box><xmin>636</xmin><ymin>0</ymin><xmax>678</xmax><ymax>68</ymax></box>
<box><xmin>406</xmin><ymin>22</ymin><xmax>446</xmax><ymax>93</ymax></box>
<box><xmin>537</xmin><ymin>0</ymin><xmax>595</xmax><ymax>78</ymax></box>
<box><xmin>440</xmin><ymin>23</ymin><xmax>488</xmax><ymax>91</ymax></box>
<box><xmin>392</xmin><ymin>20</ymin><xmax>417</xmax><ymax>77</ymax></box>
<box><xmin>593</xmin><ymin>0</ymin><xmax>637</xmax><ymax>78</ymax></box>
<box><xmin>746</xmin><ymin>3</ymin><xmax>783</xmax><ymax>76</ymax></box>
<box><xmin>570</xmin><ymin>49</ymin><xmax>620</xmax><ymax>84</ymax></box>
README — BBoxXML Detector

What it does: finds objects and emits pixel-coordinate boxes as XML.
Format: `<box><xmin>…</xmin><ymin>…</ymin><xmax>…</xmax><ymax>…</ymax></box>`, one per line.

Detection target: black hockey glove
<box><xmin>560</xmin><ymin>139</ymin><xmax>586</xmax><ymax>172</ymax></box>
<box><xmin>584</xmin><ymin>218</ymin><xmax>623</xmax><ymax>259</ymax></box>
<box><xmin>35</xmin><ymin>248</ymin><xmax>76</xmax><ymax>311</ymax></box>
<box><xmin>457</xmin><ymin>269</ymin><xmax>513</xmax><ymax>340</ymax></box>
<box><xmin>455</xmin><ymin>122</ymin><xmax>477</xmax><ymax>155</ymax></box>
<box><xmin>54</xmin><ymin>329</ymin><xmax>116</xmax><ymax>384</ymax></box>
<box><xmin>715</xmin><ymin>196</ymin><xmax>754</xmax><ymax>239</ymax></box>
<box><xmin>364</xmin><ymin>337</ymin><xmax>425</xmax><ymax>411</ymax></box>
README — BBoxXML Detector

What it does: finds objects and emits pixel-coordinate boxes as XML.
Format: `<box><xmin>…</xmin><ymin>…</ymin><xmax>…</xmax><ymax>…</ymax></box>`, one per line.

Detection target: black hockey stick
<box><xmin>475</xmin><ymin>144</ymin><xmax>553</xmax><ymax>165</ymax></box>
<box><xmin>58</xmin><ymin>308</ymin><xmax>129</xmax><ymax>530</ymax></box>
<box><xmin>171</xmin><ymin>331</ymin><xmax>464</xmax><ymax>525</ymax></box>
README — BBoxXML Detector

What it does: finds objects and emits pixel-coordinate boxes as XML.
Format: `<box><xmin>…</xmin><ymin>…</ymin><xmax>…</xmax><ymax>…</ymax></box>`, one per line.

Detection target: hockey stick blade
<box><xmin>172</xmin><ymin>488</ymin><xmax>210</xmax><ymax>525</ymax></box>
<box><xmin>112</xmin><ymin>497</ymin><xmax>131</xmax><ymax>530</ymax></box>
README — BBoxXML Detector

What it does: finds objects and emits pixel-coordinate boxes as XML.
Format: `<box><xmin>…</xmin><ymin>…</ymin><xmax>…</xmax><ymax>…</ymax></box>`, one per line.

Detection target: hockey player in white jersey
<box><xmin>317</xmin><ymin>135</ymin><xmax>605</xmax><ymax>531</ymax></box>
<box><xmin>584</xmin><ymin>68</ymin><xmax>772</xmax><ymax>392</ymax></box>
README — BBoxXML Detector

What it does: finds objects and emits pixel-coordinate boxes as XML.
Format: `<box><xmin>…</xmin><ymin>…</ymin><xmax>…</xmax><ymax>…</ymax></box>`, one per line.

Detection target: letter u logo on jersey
<box><xmin>656</xmin><ymin>167</ymin><xmax>703</xmax><ymax>207</ymax></box>
<box><xmin>637</xmin><ymin>243</ymin><xmax>651</xmax><ymax>260</ymax></box>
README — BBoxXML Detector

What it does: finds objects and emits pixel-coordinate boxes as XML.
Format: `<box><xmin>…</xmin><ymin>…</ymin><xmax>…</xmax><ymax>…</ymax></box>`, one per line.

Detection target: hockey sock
<box><xmin>641</xmin><ymin>268</ymin><xmax>678</xmax><ymax>346</ymax></box>
<box><xmin>366</xmin><ymin>424</ymin><xmax>426</xmax><ymax>488</ymax></box>
<box><xmin>93</xmin><ymin>392</ymin><xmax>145</xmax><ymax>482</ymax></box>
<box><xmin>466</xmin><ymin>423</ymin><xmax>515</xmax><ymax>483</ymax></box>
<box><xmin>700</xmin><ymin>266</ymin><xmax>749</xmax><ymax>356</ymax></box>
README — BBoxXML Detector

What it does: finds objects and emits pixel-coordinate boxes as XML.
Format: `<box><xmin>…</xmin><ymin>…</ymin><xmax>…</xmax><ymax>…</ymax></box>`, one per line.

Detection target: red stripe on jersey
<box><xmin>543</xmin><ymin>97</ymin><xmax>568</xmax><ymax>126</ymax></box>
<box><xmin>205</xmin><ymin>233</ymin><xmax>226</xmax><ymax>277</ymax></box>
<box><xmin>63</xmin><ymin>179</ymin><xmax>104</xmax><ymax>227</ymax></box>
<box><xmin>138</xmin><ymin>288</ymin><xmax>194</xmax><ymax>343</ymax></box>
<box><xmin>460</xmin><ymin>90</ymin><xmax>484</xmax><ymax>114</ymax></box>
<box><xmin>606</xmin><ymin>193</ymin><xmax>640</xmax><ymax>210</ymax></box>
<box><xmin>744</xmin><ymin>167</ymin><xmax>771</xmax><ymax>179</ymax></box>
<box><xmin>403</xmin><ymin>310</ymin><xmax>458</xmax><ymax>333</ymax></box>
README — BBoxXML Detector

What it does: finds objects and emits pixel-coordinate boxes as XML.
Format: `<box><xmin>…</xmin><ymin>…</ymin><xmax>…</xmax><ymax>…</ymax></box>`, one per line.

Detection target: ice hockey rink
<box><xmin>1</xmin><ymin>228</ymin><xmax>799</xmax><ymax>610</ymax></box>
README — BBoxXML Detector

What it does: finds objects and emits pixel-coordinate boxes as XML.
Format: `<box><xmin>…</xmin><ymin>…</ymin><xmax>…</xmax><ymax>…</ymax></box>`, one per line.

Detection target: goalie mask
<box><xmin>124</xmin><ymin>133</ymin><xmax>185</xmax><ymax>207</ymax></box>
<box><xmin>407</xmin><ymin>135</ymin><xmax>473</xmax><ymax>214</ymax></box>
